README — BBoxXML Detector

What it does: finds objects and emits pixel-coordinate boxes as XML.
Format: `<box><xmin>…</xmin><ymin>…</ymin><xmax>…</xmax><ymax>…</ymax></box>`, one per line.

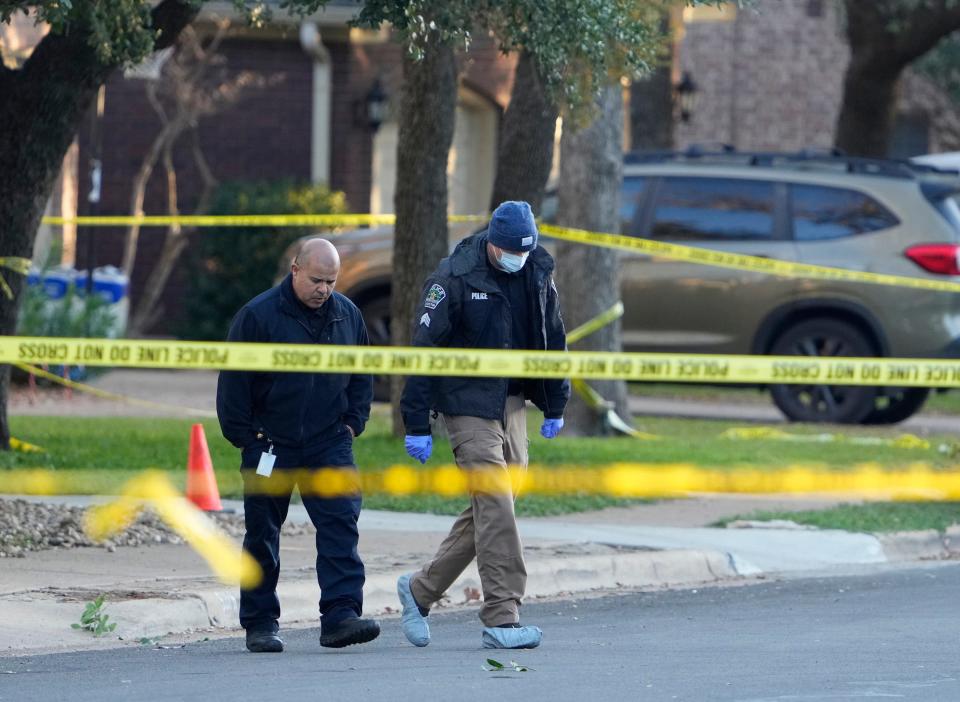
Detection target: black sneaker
<box><xmin>246</xmin><ymin>629</ymin><xmax>284</xmax><ymax>653</ymax></box>
<box><xmin>319</xmin><ymin>617</ymin><xmax>381</xmax><ymax>648</ymax></box>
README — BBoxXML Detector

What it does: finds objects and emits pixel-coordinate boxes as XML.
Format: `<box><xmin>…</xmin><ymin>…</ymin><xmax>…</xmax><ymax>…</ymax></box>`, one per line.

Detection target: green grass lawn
<box><xmin>4</xmin><ymin>410</ymin><xmax>960</xmax><ymax>522</ymax></box>
<box><xmin>630</xmin><ymin>382</ymin><xmax>960</xmax><ymax>415</ymax></box>
<box><xmin>713</xmin><ymin>502</ymin><xmax>960</xmax><ymax>533</ymax></box>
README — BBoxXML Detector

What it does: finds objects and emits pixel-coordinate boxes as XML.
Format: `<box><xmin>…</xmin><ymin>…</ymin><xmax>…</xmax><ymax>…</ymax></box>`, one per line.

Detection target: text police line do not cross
<box><xmin>8</xmin><ymin>336</ymin><xmax>960</xmax><ymax>387</ymax></box>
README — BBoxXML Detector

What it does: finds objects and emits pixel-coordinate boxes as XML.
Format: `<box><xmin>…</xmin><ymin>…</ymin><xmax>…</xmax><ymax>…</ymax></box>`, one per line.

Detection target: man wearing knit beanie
<box><xmin>486</xmin><ymin>200</ymin><xmax>539</xmax><ymax>255</ymax></box>
<box><xmin>397</xmin><ymin>200</ymin><xmax>570</xmax><ymax>650</ymax></box>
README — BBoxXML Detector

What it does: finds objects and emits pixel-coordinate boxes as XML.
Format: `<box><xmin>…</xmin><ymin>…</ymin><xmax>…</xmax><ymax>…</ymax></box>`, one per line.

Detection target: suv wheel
<box><xmin>862</xmin><ymin>387</ymin><xmax>929</xmax><ymax>425</ymax></box>
<box><xmin>769</xmin><ymin>319</ymin><xmax>878</xmax><ymax>424</ymax></box>
<box><xmin>359</xmin><ymin>295</ymin><xmax>391</xmax><ymax>402</ymax></box>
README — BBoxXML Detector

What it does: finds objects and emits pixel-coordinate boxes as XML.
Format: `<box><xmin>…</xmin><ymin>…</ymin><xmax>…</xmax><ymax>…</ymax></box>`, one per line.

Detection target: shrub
<box><xmin>17</xmin><ymin>282</ymin><xmax>115</xmax><ymax>339</ymax></box>
<box><xmin>15</xmin><ymin>277</ymin><xmax>116</xmax><ymax>384</ymax></box>
<box><xmin>177</xmin><ymin>180</ymin><xmax>348</xmax><ymax>341</ymax></box>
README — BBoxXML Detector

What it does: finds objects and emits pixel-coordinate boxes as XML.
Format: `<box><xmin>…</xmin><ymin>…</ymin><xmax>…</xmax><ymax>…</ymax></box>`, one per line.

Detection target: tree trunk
<box><xmin>553</xmin><ymin>84</ymin><xmax>631</xmax><ymax>436</ymax></box>
<box><xmin>489</xmin><ymin>51</ymin><xmax>558</xmax><ymax>216</ymax></box>
<box><xmin>629</xmin><ymin>61</ymin><xmax>674</xmax><ymax>151</ymax></box>
<box><xmin>629</xmin><ymin>15</ymin><xmax>673</xmax><ymax>151</ymax></box>
<box><xmin>0</xmin><ymin>40</ymin><xmax>112</xmax><ymax>451</ymax></box>
<box><xmin>0</xmin><ymin>1</ymin><xmax>196</xmax><ymax>449</ymax></box>
<box><xmin>390</xmin><ymin>38</ymin><xmax>458</xmax><ymax>435</ymax></box>
<box><xmin>834</xmin><ymin>59</ymin><xmax>901</xmax><ymax>158</ymax></box>
<box><xmin>835</xmin><ymin>0</ymin><xmax>960</xmax><ymax>158</ymax></box>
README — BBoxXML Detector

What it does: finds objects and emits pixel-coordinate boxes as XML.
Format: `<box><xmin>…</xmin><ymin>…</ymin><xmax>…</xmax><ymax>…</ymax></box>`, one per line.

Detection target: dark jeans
<box><xmin>239</xmin><ymin>428</ymin><xmax>364</xmax><ymax>635</ymax></box>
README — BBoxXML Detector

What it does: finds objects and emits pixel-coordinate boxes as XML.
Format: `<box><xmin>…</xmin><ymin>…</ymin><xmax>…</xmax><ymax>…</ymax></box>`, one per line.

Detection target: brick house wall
<box><xmin>675</xmin><ymin>0</ymin><xmax>960</xmax><ymax>155</ymax></box>
<box><xmin>75</xmin><ymin>37</ymin><xmax>313</xmax><ymax>334</ymax></box>
<box><xmin>330</xmin><ymin>34</ymin><xmax>515</xmax><ymax>212</ymax></box>
<box><xmin>75</xmin><ymin>30</ymin><xmax>514</xmax><ymax>335</ymax></box>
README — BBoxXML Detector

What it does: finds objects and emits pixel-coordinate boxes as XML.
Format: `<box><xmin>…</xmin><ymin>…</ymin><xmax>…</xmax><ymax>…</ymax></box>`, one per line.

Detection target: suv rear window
<box><xmin>790</xmin><ymin>184</ymin><xmax>899</xmax><ymax>241</ymax></box>
<box><xmin>650</xmin><ymin>177</ymin><xmax>776</xmax><ymax>241</ymax></box>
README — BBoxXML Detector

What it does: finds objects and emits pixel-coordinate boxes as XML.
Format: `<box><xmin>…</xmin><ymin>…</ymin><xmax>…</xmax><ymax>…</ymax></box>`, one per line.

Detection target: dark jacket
<box><xmin>400</xmin><ymin>232</ymin><xmax>570</xmax><ymax>434</ymax></box>
<box><xmin>216</xmin><ymin>275</ymin><xmax>373</xmax><ymax>450</ymax></box>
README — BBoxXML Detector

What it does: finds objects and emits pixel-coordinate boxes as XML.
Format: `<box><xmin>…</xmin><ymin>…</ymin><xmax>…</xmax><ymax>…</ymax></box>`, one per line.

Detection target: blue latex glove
<box><xmin>540</xmin><ymin>418</ymin><xmax>564</xmax><ymax>439</ymax></box>
<box><xmin>405</xmin><ymin>435</ymin><xmax>432</xmax><ymax>464</ymax></box>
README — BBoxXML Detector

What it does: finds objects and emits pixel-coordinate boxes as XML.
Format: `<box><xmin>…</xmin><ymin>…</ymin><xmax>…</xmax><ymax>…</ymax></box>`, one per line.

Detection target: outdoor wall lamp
<box><xmin>674</xmin><ymin>71</ymin><xmax>698</xmax><ymax>123</ymax></box>
<box><xmin>357</xmin><ymin>78</ymin><xmax>388</xmax><ymax>132</ymax></box>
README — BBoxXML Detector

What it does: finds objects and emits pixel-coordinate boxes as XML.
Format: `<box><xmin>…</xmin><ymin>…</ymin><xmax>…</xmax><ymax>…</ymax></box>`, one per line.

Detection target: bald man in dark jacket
<box><xmin>218</xmin><ymin>238</ymin><xmax>378</xmax><ymax>653</ymax></box>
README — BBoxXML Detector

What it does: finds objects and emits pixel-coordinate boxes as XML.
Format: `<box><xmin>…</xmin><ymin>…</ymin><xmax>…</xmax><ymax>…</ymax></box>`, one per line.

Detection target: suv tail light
<box><xmin>904</xmin><ymin>243</ymin><xmax>960</xmax><ymax>275</ymax></box>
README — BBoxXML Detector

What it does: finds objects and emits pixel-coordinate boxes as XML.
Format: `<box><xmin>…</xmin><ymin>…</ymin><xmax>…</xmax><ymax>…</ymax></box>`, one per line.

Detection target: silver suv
<box><xmin>610</xmin><ymin>150</ymin><xmax>960</xmax><ymax>424</ymax></box>
<box><xmin>292</xmin><ymin>150</ymin><xmax>960</xmax><ymax>424</ymax></box>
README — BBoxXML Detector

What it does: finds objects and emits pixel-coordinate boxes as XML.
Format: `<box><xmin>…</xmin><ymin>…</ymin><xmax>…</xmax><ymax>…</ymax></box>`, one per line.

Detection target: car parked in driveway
<box><xmin>284</xmin><ymin>149</ymin><xmax>960</xmax><ymax>424</ymax></box>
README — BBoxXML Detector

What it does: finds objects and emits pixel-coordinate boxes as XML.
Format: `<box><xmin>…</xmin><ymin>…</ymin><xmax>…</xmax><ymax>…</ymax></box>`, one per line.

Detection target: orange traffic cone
<box><xmin>186</xmin><ymin>423</ymin><xmax>223</xmax><ymax>511</ymax></box>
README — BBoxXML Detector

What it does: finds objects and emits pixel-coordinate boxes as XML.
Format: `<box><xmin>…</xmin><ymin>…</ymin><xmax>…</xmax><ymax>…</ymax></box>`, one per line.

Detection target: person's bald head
<box><xmin>291</xmin><ymin>238</ymin><xmax>340</xmax><ymax>309</ymax></box>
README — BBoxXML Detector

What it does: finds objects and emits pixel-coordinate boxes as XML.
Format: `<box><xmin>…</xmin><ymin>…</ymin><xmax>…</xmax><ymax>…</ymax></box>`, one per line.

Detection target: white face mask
<box><xmin>497</xmin><ymin>249</ymin><xmax>529</xmax><ymax>273</ymax></box>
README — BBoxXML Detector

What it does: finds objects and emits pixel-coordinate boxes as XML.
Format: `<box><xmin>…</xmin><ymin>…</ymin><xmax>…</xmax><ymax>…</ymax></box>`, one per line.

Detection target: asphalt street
<box><xmin>3</xmin><ymin>563</ymin><xmax>958</xmax><ymax>702</ymax></box>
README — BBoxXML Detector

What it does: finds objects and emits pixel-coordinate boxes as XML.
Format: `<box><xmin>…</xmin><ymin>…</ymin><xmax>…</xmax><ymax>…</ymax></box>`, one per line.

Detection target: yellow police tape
<box><xmin>16</xmin><ymin>362</ymin><xmax>216</xmax><ymax>418</ymax></box>
<box><xmin>719</xmin><ymin>426</ymin><xmax>938</xmax><ymax>452</ymax></box>
<box><xmin>10</xmin><ymin>437</ymin><xmax>45</xmax><ymax>453</ymax></box>
<box><xmin>7</xmin><ymin>335</ymin><xmax>960</xmax><ymax>387</ymax></box>
<box><xmin>570</xmin><ymin>378</ymin><xmax>660</xmax><ymax>439</ymax></box>
<box><xmin>83</xmin><ymin>471</ymin><xmax>261</xmax><ymax>588</ymax></box>
<box><xmin>564</xmin><ymin>300</ymin><xmax>653</xmax><ymax>437</ymax></box>
<box><xmin>538</xmin><ymin>223</ymin><xmax>960</xmax><ymax>293</ymax></box>
<box><xmin>12</xmin><ymin>300</ymin><xmax>620</xmax><ymax>420</ymax></box>
<box><xmin>42</xmin><ymin>214</ymin><xmax>395</xmax><ymax>228</ymax></box>
<box><xmin>40</xmin><ymin>214</ymin><xmax>487</xmax><ymax>228</ymax></box>
<box><xmin>565</xmin><ymin>301</ymin><xmax>624</xmax><ymax>345</ymax></box>
<box><xmin>6</xmin><ymin>465</ymin><xmax>960</xmax><ymax>501</ymax></box>
<box><xmin>39</xmin><ymin>212</ymin><xmax>960</xmax><ymax>293</ymax></box>
<box><xmin>0</xmin><ymin>256</ymin><xmax>32</xmax><ymax>300</ymax></box>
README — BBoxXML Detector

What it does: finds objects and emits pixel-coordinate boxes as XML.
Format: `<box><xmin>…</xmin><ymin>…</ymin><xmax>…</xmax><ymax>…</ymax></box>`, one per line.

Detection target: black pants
<box><xmin>239</xmin><ymin>428</ymin><xmax>364</xmax><ymax>635</ymax></box>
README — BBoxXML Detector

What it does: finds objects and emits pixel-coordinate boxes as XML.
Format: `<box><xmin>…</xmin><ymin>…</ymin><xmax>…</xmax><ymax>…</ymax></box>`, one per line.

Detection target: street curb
<box><xmin>0</xmin><ymin>548</ymin><xmax>739</xmax><ymax>651</ymax></box>
<box><xmin>4</xmin><ymin>528</ymin><xmax>953</xmax><ymax>655</ymax></box>
<box><xmin>170</xmin><ymin>548</ymin><xmax>740</xmax><ymax>636</ymax></box>
<box><xmin>878</xmin><ymin>529</ymin><xmax>960</xmax><ymax>562</ymax></box>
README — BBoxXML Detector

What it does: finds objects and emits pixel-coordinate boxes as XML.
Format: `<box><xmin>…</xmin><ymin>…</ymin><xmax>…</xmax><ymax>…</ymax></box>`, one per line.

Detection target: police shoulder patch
<box><xmin>424</xmin><ymin>283</ymin><xmax>446</xmax><ymax>309</ymax></box>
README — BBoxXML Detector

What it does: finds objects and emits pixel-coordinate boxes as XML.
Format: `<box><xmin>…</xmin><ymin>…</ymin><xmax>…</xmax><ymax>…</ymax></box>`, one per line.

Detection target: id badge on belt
<box><xmin>256</xmin><ymin>443</ymin><xmax>276</xmax><ymax>477</ymax></box>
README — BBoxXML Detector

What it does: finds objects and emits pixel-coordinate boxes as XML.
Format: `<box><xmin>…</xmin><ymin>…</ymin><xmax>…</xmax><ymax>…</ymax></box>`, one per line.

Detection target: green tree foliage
<box><xmin>0</xmin><ymin>1</ymin><xmax>155</xmax><ymax>65</ymax></box>
<box><xmin>916</xmin><ymin>30</ymin><xmax>960</xmax><ymax>103</ymax></box>
<box><xmin>0</xmin><ymin>0</ymin><xmax>323</xmax><ymax>450</ymax></box>
<box><xmin>177</xmin><ymin>180</ymin><xmax>347</xmax><ymax>341</ymax></box>
<box><xmin>354</xmin><ymin>0</ymin><xmax>669</xmax><ymax>115</ymax></box>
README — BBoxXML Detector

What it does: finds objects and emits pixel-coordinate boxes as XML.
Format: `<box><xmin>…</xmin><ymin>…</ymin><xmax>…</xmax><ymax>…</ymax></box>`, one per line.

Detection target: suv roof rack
<box><xmin>624</xmin><ymin>146</ymin><xmax>944</xmax><ymax>180</ymax></box>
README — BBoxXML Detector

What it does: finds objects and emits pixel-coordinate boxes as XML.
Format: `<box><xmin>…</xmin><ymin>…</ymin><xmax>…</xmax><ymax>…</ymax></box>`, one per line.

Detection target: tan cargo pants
<box><xmin>409</xmin><ymin>394</ymin><xmax>528</xmax><ymax>626</ymax></box>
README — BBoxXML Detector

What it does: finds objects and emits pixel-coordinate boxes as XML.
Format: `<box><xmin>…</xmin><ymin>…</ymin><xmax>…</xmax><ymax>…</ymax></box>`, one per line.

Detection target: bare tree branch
<box><xmin>123</xmin><ymin>18</ymin><xmax>280</xmax><ymax>335</ymax></box>
<box><xmin>190</xmin><ymin>127</ymin><xmax>218</xmax><ymax>210</ymax></box>
<box><xmin>893</xmin><ymin>4</ymin><xmax>960</xmax><ymax>65</ymax></box>
<box><xmin>121</xmin><ymin>84</ymin><xmax>183</xmax><ymax>276</ymax></box>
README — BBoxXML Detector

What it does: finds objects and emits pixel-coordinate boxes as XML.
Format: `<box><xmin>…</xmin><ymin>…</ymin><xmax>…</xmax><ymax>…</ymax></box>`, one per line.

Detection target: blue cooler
<box><xmin>26</xmin><ymin>267</ymin><xmax>74</xmax><ymax>301</ymax></box>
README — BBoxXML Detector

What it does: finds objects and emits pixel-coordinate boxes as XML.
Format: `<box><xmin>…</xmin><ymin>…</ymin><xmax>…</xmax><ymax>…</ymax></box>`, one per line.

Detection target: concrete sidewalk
<box><xmin>2</xmin><ymin>496</ymin><xmax>955</xmax><ymax>657</ymax></box>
